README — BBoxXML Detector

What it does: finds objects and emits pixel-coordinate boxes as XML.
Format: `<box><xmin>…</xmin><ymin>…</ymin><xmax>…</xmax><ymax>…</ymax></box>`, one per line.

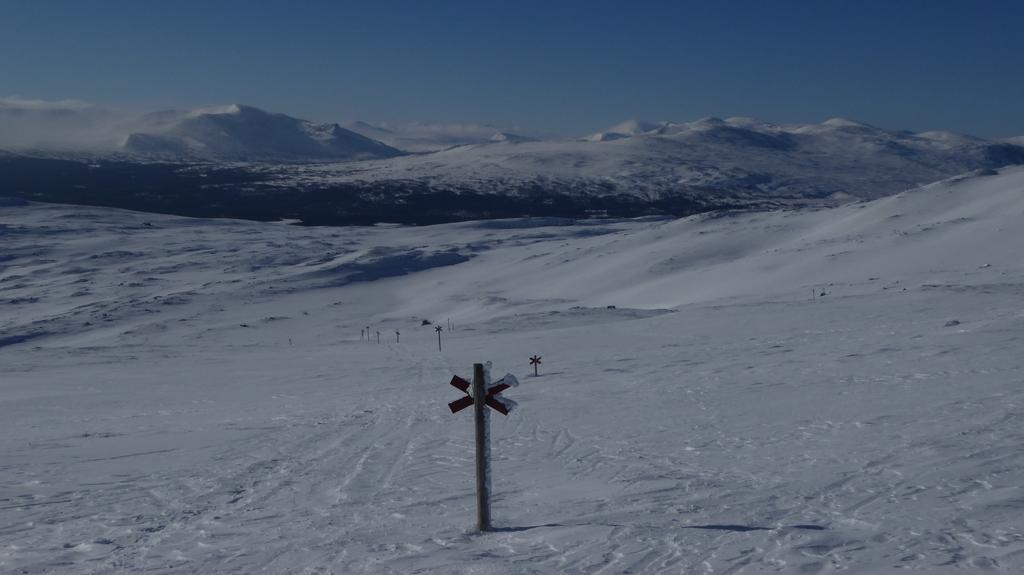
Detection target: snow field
<box><xmin>2</xmin><ymin>168</ymin><xmax>1024</xmax><ymax>573</ymax></box>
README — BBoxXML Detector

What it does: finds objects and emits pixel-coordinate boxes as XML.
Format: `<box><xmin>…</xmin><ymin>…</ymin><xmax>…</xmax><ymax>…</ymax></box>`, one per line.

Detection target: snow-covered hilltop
<box><xmin>584</xmin><ymin>119</ymin><xmax>665</xmax><ymax>141</ymax></box>
<box><xmin>123</xmin><ymin>105</ymin><xmax>402</xmax><ymax>161</ymax></box>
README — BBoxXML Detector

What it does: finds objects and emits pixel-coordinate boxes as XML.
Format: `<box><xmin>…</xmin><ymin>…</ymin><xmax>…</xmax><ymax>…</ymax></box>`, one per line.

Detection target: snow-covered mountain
<box><xmin>4</xmin><ymin>167</ymin><xmax>1024</xmax><ymax>572</ymax></box>
<box><xmin>277</xmin><ymin>116</ymin><xmax>1024</xmax><ymax>202</ymax></box>
<box><xmin>123</xmin><ymin>105</ymin><xmax>402</xmax><ymax>161</ymax></box>
<box><xmin>344</xmin><ymin>121</ymin><xmax>539</xmax><ymax>152</ymax></box>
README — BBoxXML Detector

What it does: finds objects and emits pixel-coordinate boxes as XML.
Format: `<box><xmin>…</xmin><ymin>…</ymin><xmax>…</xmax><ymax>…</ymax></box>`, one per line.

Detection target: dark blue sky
<box><xmin>2</xmin><ymin>0</ymin><xmax>1022</xmax><ymax>137</ymax></box>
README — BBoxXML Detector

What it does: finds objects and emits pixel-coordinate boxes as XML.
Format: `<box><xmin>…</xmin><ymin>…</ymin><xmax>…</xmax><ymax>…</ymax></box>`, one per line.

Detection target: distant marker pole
<box><xmin>435</xmin><ymin>325</ymin><xmax>444</xmax><ymax>352</ymax></box>
<box><xmin>529</xmin><ymin>355</ymin><xmax>542</xmax><ymax>377</ymax></box>
<box><xmin>376</xmin><ymin>331</ymin><xmax>380</xmax><ymax>344</ymax></box>
<box><xmin>396</xmin><ymin>330</ymin><xmax>400</xmax><ymax>343</ymax></box>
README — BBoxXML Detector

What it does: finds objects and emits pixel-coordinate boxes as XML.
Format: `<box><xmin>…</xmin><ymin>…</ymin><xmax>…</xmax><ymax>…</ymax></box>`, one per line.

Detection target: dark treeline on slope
<box><xmin>0</xmin><ymin>155</ymin><xmax>723</xmax><ymax>225</ymax></box>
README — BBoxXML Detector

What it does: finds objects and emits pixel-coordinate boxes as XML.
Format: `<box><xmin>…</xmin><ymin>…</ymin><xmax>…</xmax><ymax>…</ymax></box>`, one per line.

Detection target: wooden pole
<box><xmin>472</xmin><ymin>363</ymin><xmax>491</xmax><ymax>531</ymax></box>
<box><xmin>436</xmin><ymin>326</ymin><xmax>443</xmax><ymax>352</ymax></box>
<box><xmin>376</xmin><ymin>331</ymin><xmax>380</xmax><ymax>344</ymax></box>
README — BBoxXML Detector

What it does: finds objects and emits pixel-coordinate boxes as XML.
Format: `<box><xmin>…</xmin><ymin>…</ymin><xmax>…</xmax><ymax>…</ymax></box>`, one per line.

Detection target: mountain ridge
<box><xmin>123</xmin><ymin>104</ymin><xmax>402</xmax><ymax>162</ymax></box>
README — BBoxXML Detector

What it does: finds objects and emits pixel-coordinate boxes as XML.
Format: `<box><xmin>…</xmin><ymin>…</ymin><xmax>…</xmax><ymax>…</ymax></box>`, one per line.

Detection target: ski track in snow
<box><xmin>3</xmin><ymin>168</ymin><xmax>1024</xmax><ymax>573</ymax></box>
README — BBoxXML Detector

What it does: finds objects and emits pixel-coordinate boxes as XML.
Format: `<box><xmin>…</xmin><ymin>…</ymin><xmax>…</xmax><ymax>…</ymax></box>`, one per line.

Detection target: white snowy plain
<box><xmin>2</xmin><ymin>167</ymin><xmax>1024</xmax><ymax>573</ymax></box>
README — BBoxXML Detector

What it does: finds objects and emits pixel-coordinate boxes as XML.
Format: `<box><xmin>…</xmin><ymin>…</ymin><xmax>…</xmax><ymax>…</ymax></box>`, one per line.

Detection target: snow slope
<box><xmin>279</xmin><ymin>117</ymin><xmax>1024</xmax><ymax>203</ymax></box>
<box><xmin>123</xmin><ymin>105</ymin><xmax>401</xmax><ymax>161</ymax></box>
<box><xmin>3</xmin><ymin>168</ymin><xmax>1024</xmax><ymax>573</ymax></box>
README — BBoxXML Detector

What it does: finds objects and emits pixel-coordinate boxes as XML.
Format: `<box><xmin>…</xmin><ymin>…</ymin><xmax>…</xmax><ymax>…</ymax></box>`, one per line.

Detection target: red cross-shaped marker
<box><xmin>448</xmin><ymin>375</ymin><xmax>515</xmax><ymax>415</ymax></box>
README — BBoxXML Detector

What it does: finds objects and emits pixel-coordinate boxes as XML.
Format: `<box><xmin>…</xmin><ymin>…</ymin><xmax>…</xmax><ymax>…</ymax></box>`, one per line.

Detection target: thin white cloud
<box><xmin>0</xmin><ymin>96</ymin><xmax>128</xmax><ymax>150</ymax></box>
<box><xmin>0</xmin><ymin>96</ymin><xmax>97</xmax><ymax>112</ymax></box>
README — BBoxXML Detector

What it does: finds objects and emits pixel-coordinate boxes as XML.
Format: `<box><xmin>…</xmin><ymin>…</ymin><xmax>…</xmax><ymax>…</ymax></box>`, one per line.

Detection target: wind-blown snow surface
<box><xmin>3</xmin><ymin>168</ymin><xmax>1024</xmax><ymax>573</ymax></box>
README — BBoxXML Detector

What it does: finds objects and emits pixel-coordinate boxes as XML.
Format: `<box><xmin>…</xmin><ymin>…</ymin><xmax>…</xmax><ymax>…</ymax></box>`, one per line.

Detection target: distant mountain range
<box><xmin>2</xmin><ymin>100</ymin><xmax>1024</xmax><ymax>224</ymax></box>
<box><xmin>267</xmin><ymin>115</ymin><xmax>1024</xmax><ymax>202</ymax></box>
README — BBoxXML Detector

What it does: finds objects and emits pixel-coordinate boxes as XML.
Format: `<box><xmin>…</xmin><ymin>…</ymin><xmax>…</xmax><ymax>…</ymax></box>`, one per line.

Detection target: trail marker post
<box><xmin>396</xmin><ymin>330</ymin><xmax>400</xmax><ymax>343</ymax></box>
<box><xmin>529</xmin><ymin>355</ymin><xmax>542</xmax><ymax>377</ymax></box>
<box><xmin>435</xmin><ymin>325</ymin><xmax>444</xmax><ymax>351</ymax></box>
<box><xmin>376</xmin><ymin>331</ymin><xmax>380</xmax><ymax>344</ymax></box>
<box><xmin>447</xmin><ymin>363</ymin><xmax>518</xmax><ymax>531</ymax></box>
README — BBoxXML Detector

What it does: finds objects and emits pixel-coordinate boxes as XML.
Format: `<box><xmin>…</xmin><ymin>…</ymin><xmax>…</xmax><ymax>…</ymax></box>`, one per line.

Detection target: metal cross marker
<box><xmin>446</xmin><ymin>363</ymin><xmax>519</xmax><ymax>531</ymax></box>
<box><xmin>447</xmin><ymin>374</ymin><xmax>517</xmax><ymax>415</ymax></box>
<box><xmin>529</xmin><ymin>355</ymin><xmax>542</xmax><ymax>377</ymax></box>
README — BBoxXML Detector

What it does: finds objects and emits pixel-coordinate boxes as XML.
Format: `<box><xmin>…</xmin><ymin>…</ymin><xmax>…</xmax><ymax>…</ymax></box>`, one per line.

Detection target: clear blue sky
<box><xmin>2</xmin><ymin>0</ymin><xmax>1022</xmax><ymax>137</ymax></box>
